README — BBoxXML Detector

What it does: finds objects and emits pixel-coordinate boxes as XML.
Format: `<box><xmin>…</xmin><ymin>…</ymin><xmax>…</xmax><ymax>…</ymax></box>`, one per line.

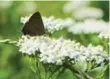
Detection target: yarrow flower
<box><xmin>21</xmin><ymin>15</ymin><xmax>74</xmax><ymax>34</ymax></box>
<box><xmin>17</xmin><ymin>35</ymin><xmax>81</xmax><ymax>65</ymax></box>
<box><xmin>68</xmin><ymin>19</ymin><xmax>108</xmax><ymax>34</ymax></box>
<box><xmin>63</xmin><ymin>1</ymin><xmax>90</xmax><ymax>13</ymax></box>
<box><xmin>98</xmin><ymin>22</ymin><xmax>110</xmax><ymax>39</ymax></box>
<box><xmin>17</xmin><ymin>35</ymin><xmax>52</xmax><ymax>55</ymax></box>
<box><xmin>43</xmin><ymin>16</ymin><xmax>74</xmax><ymax>33</ymax></box>
<box><xmin>63</xmin><ymin>1</ymin><xmax>103</xmax><ymax>20</ymax></box>
<box><xmin>81</xmin><ymin>44</ymin><xmax>107</xmax><ymax>63</ymax></box>
<box><xmin>17</xmin><ymin>35</ymin><xmax>108</xmax><ymax>69</ymax></box>
<box><xmin>73</xmin><ymin>7</ymin><xmax>103</xmax><ymax>20</ymax></box>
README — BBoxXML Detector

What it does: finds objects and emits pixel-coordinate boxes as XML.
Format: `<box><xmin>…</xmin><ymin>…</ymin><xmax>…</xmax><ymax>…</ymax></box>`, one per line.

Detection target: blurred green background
<box><xmin>0</xmin><ymin>1</ymin><xmax>109</xmax><ymax>79</ymax></box>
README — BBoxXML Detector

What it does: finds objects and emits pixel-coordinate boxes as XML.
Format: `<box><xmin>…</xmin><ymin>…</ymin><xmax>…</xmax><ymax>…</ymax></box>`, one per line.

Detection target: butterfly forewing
<box><xmin>22</xmin><ymin>12</ymin><xmax>45</xmax><ymax>36</ymax></box>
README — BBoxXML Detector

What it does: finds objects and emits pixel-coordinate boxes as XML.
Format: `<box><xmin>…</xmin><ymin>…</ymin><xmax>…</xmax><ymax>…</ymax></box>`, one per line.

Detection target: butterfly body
<box><xmin>22</xmin><ymin>12</ymin><xmax>45</xmax><ymax>36</ymax></box>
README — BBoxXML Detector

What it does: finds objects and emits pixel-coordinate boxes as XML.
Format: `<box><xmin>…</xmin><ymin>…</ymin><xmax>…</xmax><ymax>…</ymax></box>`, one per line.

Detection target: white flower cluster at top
<box><xmin>63</xmin><ymin>1</ymin><xmax>90</xmax><ymax>13</ymax></box>
<box><xmin>21</xmin><ymin>16</ymin><xmax>74</xmax><ymax>34</ymax></box>
<box><xmin>73</xmin><ymin>7</ymin><xmax>103</xmax><ymax>20</ymax></box>
<box><xmin>17</xmin><ymin>35</ymin><xmax>108</xmax><ymax>66</ymax></box>
<box><xmin>68</xmin><ymin>19</ymin><xmax>109</xmax><ymax>34</ymax></box>
<box><xmin>63</xmin><ymin>1</ymin><xmax>103</xmax><ymax>20</ymax></box>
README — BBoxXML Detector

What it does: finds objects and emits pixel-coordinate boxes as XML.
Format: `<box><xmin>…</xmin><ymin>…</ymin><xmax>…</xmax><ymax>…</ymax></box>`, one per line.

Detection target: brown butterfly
<box><xmin>22</xmin><ymin>12</ymin><xmax>45</xmax><ymax>36</ymax></box>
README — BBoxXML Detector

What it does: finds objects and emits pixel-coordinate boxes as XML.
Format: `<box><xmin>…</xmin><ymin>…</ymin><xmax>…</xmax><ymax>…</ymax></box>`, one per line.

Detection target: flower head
<box><xmin>68</xmin><ymin>19</ymin><xmax>108</xmax><ymax>34</ymax></box>
<box><xmin>17</xmin><ymin>35</ymin><xmax>108</xmax><ymax>67</ymax></box>
<box><xmin>73</xmin><ymin>7</ymin><xmax>103</xmax><ymax>20</ymax></box>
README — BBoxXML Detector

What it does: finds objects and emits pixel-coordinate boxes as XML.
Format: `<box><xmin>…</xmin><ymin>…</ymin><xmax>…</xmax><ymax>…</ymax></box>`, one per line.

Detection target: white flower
<box><xmin>82</xmin><ymin>44</ymin><xmax>107</xmax><ymax>63</ymax></box>
<box><xmin>17</xmin><ymin>35</ymin><xmax>108</xmax><ymax>67</ymax></box>
<box><xmin>73</xmin><ymin>7</ymin><xmax>103</xmax><ymax>20</ymax></box>
<box><xmin>62</xmin><ymin>18</ymin><xmax>75</xmax><ymax>27</ymax></box>
<box><xmin>63</xmin><ymin>1</ymin><xmax>90</xmax><ymax>13</ymax></box>
<box><xmin>68</xmin><ymin>19</ymin><xmax>108</xmax><ymax>34</ymax></box>
<box><xmin>63</xmin><ymin>1</ymin><xmax>103</xmax><ymax>20</ymax></box>
<box><xmin>42</xmin><ymin>16</ymin><xmax>64</xmax><ymax>33</ymax></box>
<box><xmin>98</xmin><ymin>22</ymin><xmax>110</xmax><ymax>39</ymax></box>
<box><xmin>43</xmin><ymin>17</ymin><xmax>75</xmax><ymax>33</ymax></box>
<box><xmin>17</xmin><ymin>35</ymin><xmax>81</xmax><ymax>65</ymax></box>
<box><xmin>17</xmin><ymin>35</ymin><xmax>40</xmax><ymax>55</ymax></box>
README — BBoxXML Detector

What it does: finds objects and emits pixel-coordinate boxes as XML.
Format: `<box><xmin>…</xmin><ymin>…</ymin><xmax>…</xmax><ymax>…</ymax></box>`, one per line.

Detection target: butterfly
<box><xmin>22</xmin><ymin>12</ymin><xmax>45</xmax><ymax>36</ymax></box>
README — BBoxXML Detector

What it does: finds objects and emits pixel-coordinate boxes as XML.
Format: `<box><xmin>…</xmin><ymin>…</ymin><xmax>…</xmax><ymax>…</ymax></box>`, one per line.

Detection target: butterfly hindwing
<box><xmin>22</xmin><ymin>12</ymin><xmax>45</xmax><ymax>36</ymax></box>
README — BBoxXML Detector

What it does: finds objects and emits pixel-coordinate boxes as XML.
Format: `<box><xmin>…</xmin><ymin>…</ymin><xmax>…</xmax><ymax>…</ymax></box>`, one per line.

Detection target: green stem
<box><xmin>79</xmin><ymin>34</ymin><xmax>87</xmax><ymax>45</ymax></box>
<box><xmin>36</xmin><ymin>58</ymin><xmax>42</xmax><ymax>79</ymax></box>
<box><xmin>48</xmin><ymin>66</ymin><xmax>61</xmax><ymax>79</ymax></box>
<box><xmin>64</xmin><ymin>63</ymin><xmax>94</xmax><ymax>79</ymax></box>
<box><xmin>101</xmin><ymin>39</ymin><xmax>109</xmax><ymax>53</ymax></box>
<box><xmin>0</xmin><ymin>39</ymin><xmax>17</xmax><ymax>44</ymax></box>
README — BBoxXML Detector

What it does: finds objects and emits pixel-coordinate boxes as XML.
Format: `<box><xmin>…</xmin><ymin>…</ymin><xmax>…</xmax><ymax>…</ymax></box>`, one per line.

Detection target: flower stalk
<box><xmin>64</xmin><ymin>63</ymin><xmax>94</xmax><ymax>79</ymax></box>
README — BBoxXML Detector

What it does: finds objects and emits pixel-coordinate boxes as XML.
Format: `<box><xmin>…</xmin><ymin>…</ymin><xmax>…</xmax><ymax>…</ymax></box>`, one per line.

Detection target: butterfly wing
<box><xmin>22</xmin><ymin>12</ymin><xmax>45</xmax><ymax>36</ymax></box>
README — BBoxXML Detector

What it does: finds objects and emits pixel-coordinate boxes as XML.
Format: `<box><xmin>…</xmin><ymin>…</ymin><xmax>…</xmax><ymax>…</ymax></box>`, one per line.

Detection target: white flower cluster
<box><xmin>21</xmin><ymin>16</ymin><xmax>74</xmax><ymax>34</ymax></box>
<box><xmin>98</xmin><ymin>22</ymin><xmax>110</xmax><ymax>39</ymax></box>
<box><xmin>43</xmin><ymin>16</ymin><xmax>74</xmax><ymax>33</ymax></box>
<box><xmin>80</xmin><ymin>44</ymin><xmax>107</xmax><ymax>64</ymax></box>
<box><xmin>17</xmin><ymin>35</ymin><xmax>52</xmax><ymax>55</ymax></box>
<box><xmin>63</xmin><ymin>1</ymin><xmax>90</xmax><ymax>13</ymax></box>
<box><xmin>63</xmin><ymin>1</ymin><xmax>103</xmax><ymax>20</ymax></box>
<box><xmin>17</xmin><ymin>35</ymin><xmax>108</xmax><ymax>66</ymax></box>
<box><xmin>73</xmin><ymin>7</ymin><xmax>103</xmax><ymax>20</ymax></box>
<box><xmin>68</xmin><ymin>19</ymin><xmax>109</xmax><ymax>34</ymax></box>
